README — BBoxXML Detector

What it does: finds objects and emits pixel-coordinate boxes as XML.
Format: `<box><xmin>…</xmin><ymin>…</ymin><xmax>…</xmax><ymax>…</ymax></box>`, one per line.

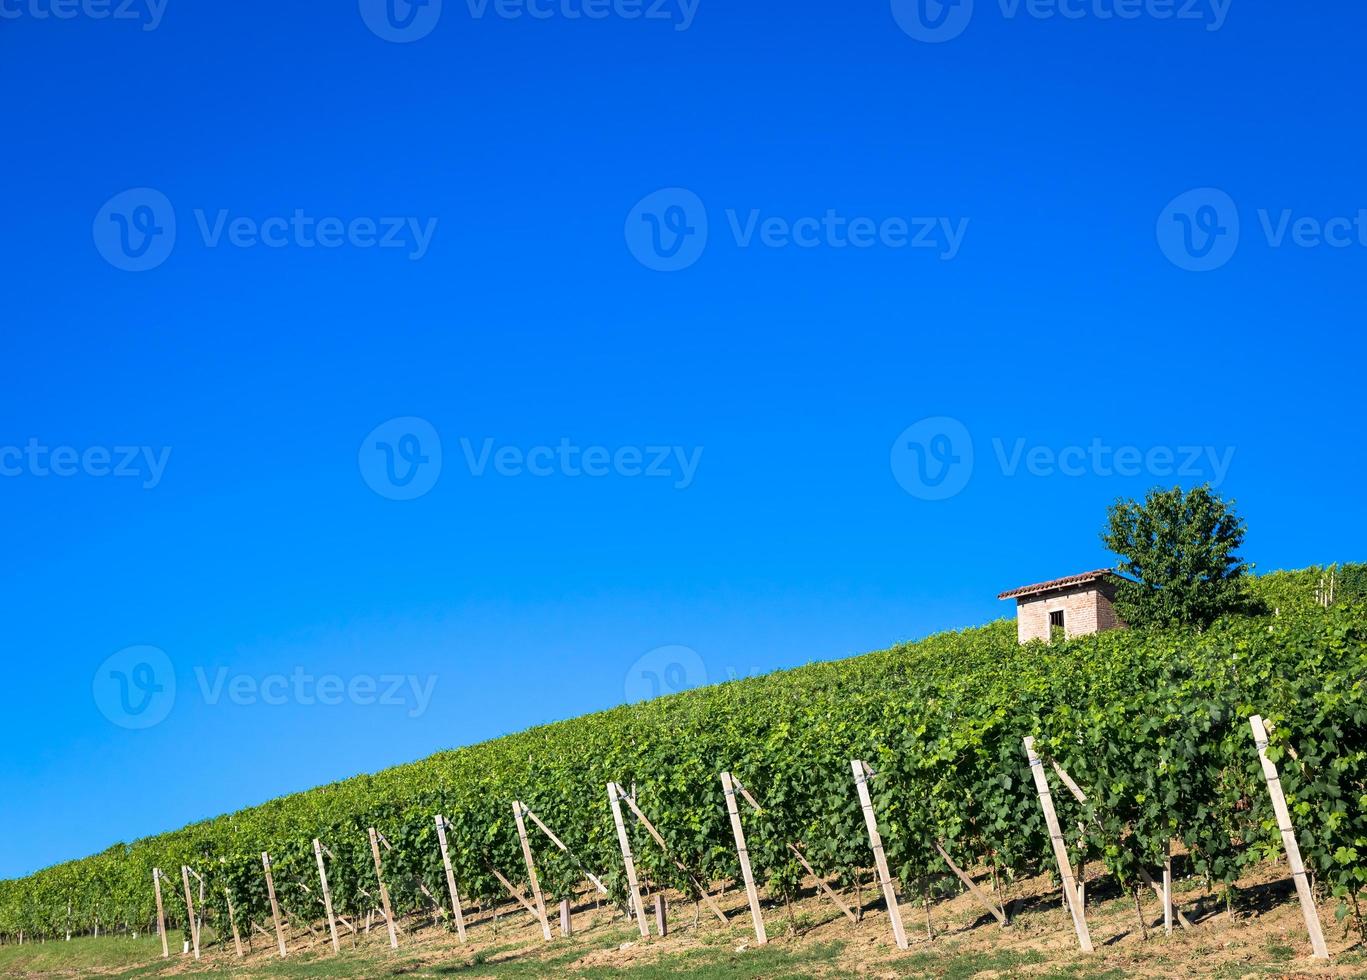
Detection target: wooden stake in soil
<box><xmin>1049</xmin><ymin>756</ymin><xmax>1193</xmax><ymax>931</ymax></box>
<box><xmin>261</xmin><ymin>852</ymin><xmax>288</xmax><ymax>958</ymax></box>
<box><xmin>1163</xmin><ymin>840</ymin><xmax>1173</xmax><ymax>936</ymax></box>
<box><xmin>224</xmin><ymin>884</ymin><xmax>244</xmax><ymax>958</ymax></box>
<box><xmin>488</xmin><ymin>865</ymin><xmax>547</xmax><ymax>924</ymax></box>
<box><xmin>559</xmin><ymin>898</ymin><xmax>573</xmax><ymax>937</ymax></box>
<box><xmin>1249</xmin><ymin>715</ymin><xmax>1330</xmax><ymax>960</ymax></box>
<box><xmin>607</xmin><ymin>782</ymin><xmax>651</xmax><ymax>938</ymax></box>
<box><xmin>720</xmin><ymin>772</ymin><xmax>768</xmax><ymax>945</ymax></box>
<box><xmin>934</xmin><ymin>841</ymin><xmax>1007</xmax><ymax>926</ymax></box>
<box><xmin>786</xmin><ymin>844</ymin><xmax>858</xmax><ymax>924</ymax></box>
<box><xmin>433</xmin><ymin>815</ymin><xmax>469</xmax><ymax>942</ymax></box>
<box><xmin>179</xmin><ymin>866</ymin><xmax>200</xmax><ymax>960</ymax></box>
<box><xmin>850</xmin><ymin>760</ymin><xmax>909</xmax><ymax>950</ymax></box>
<box><xmin>655</xmin><ymin>894</ymin><xmax>668</xmax><ymax>937</ymax></box>
<box><xmin>522</xmin><ymin>805</ymin><xmax>610</xmax><ymax>896</ymax></box>
<box><xmin>512</xmin><ymin>802</ymin><xmax>554</xmax><ymax>941</ymax></box>
<box><xmin>313</xmin><ymin>839</ymin><xmax>341</xmax><ymax>953</ymax></box>
<box><xmin>1022</xmin><ymin>738</ymin><xmax>1093</xmax><ymax>953</ymax></box>
<box><xmin>620</xmin><ymin>793</ymin><xmax>729</xmax><ymax>925</ymax></box>
<box><xmin>152</xmin><ymin>869</ymin><xmax>169</xmax><ymax>958</ymax></box>
<box><xmin>368</xmin><ymin>828</ymin><xmax>400</xmax><ymax>949</ymax></box>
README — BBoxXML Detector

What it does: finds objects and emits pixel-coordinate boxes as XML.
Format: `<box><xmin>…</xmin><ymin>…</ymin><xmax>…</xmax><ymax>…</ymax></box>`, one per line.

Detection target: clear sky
<box><xmin>2</xmin><ymin>1</ymin><xmax>1364</xmax><ymax>879</ymax></box>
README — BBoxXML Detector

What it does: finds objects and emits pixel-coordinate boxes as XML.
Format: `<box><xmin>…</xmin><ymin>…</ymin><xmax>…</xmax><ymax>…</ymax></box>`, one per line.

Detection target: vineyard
<box><xmin>1</xmin><ymin>565</ymin><xmax>1365</xmax><ymax>973</ymax></box>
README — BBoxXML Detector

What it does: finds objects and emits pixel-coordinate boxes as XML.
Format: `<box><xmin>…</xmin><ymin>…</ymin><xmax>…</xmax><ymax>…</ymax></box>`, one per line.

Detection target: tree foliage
<box><xmin>1102</xmin><ymin>484</ymin><xmax>1250</xmax><ymax>629</ymax></box>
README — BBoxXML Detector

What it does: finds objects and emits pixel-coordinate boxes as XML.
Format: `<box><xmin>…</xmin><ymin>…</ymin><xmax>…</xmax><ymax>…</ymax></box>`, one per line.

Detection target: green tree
<box><xmin>1102</xmin><ymin>484</ymin><xmax>1250</xmax><ymax>629</ymax></box>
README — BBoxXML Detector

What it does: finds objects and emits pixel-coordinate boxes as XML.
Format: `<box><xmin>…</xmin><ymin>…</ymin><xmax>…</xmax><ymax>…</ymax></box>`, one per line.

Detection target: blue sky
<box><xmin>1</xmin><ymin>1</ymin><xmax>1363</xmax><ymax>879</ymax></box>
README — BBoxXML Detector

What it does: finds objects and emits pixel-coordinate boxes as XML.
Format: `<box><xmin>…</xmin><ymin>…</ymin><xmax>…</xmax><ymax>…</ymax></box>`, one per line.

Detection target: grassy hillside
<box><xmin>2</xmin><ymin>565</ymin><xmax>1363</xmax><ymax>962</ymax></box>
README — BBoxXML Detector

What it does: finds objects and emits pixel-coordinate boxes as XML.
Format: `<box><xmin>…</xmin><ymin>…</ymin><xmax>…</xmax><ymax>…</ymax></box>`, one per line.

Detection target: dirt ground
<box><xmin>5</xmin><ymin>856</ymin><xmax>1364</xmax><ymax>978</ymax></box>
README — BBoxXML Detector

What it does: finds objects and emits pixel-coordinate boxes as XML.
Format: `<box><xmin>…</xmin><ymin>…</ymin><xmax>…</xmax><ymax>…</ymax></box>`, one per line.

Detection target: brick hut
<box><xmin>997</xmin><ymin>569</ymin><xmax>1126</xmax><ymax>644</ymax></box>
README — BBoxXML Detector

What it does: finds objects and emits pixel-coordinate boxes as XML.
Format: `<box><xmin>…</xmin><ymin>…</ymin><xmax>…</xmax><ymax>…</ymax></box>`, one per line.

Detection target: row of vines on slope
<box><xmin>1</xmin><ymin>568</ymin><xmax>1363</xmax><ymax>949</ymax></box>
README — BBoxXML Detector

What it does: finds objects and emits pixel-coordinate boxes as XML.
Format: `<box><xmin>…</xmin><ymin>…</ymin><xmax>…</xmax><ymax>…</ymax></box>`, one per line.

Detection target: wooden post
<box><xmin>933</xmin><ymin>841</ymin><xmax>1007</xmax><ymax>926</ymax></box>
<box><xmin>313</xmin><ymin>839</ymin><xmax>341</xmax><ymax>953</ymax></box>
<box><xmin>1022</xmin><ymin>738</ymin><xmax>1093</xmax><ymax>953</ymax></box>
<box><xmin>1162</xmin><ymin>840</ymin><xmax>1173</xmax><ymax>936</ymax></box>
<box><xmin>523</xmin><ymin>805</ymin><xmax>610</xmax><ymax>896</ymax></box>
<box><xmin>850</xmin><ymin>760</ymin><xmax>908</xmax><ymax>949</ymax></box>
<box><xmin>512</xmin><ymin>803</ymin><xmax>553</xmax><ymax>941</ymax></box>
<box><xmin>620</xmin><ymin>793</ymin><xmax>729</xmax><ymax>925</ymax></box>
<box><xmin>559</xmin><ymin>898</ymin><xmax>572</xmax><ymax>937</ymax></box>
<box><xmin>261</xmin><ymin>852</ymin><xmax>288</xmax><ymax>958</ymax></box>
<box><xmin>367</xmin><ymin>828</ymin><xmax>399</xmax><ymax>949</ymax></box>
<box><xmin>179</xmin><ymin>867</ymin><xmax>200</xmax><ymax>959</ymax></box>
<box><xmin>489</xmin><ymin>866</ymin><xmax>547</xmax><ymax>924</ymax></box>
<box><xmin>433</xmin><ymin>816</ymin><xmax>469</xmax><ymax>942</ymax></box>
<box><xmin>608</xmin><ymin>782</ymin><xmax>651</xmax><ymax>938</ymax></box>
<box><xmin>152</xmin><ymin>869</ymin><xmax>169</xmax><ymax>958</ymax></box>
<box><xmin>1050</xmin><ymin>756</ymin><xmax>1193</xmax><ymax>930</ymax></box>
<box><xmin>1250</xmin><ymin>715</ymin><xmax>1329</xmax><ymax>960</ymax></box>
<box><xmin>655</xmin><ymin>894</ymin><xmax>668</xmax><ymax>937</ymax></box>
<box><xmin>720</xmin><ymin>772</ymin><xmax>768</xmax><ymax>945</ymax></box>
<box><xmin>224</xmin><ymin>885</ymin><xmax>244</xmax><ymax>958</ymax></box>
<box><xmin>786</xmin><ymin>844</ymin><xmax>858</xmax><ymax>923</ymax></box>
